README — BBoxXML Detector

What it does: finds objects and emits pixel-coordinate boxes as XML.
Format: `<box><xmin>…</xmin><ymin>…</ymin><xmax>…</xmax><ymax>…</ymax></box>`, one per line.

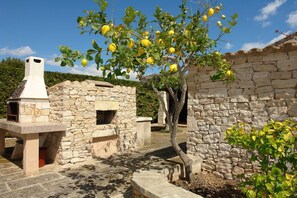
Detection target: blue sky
<box><xmin>0</xmin><ymin>0</ymin><xmax>297</xmax><ymax>78</ymax></box>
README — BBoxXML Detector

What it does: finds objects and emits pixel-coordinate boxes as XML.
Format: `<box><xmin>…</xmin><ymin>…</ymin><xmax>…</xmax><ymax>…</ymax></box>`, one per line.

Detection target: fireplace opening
<box><xmin>7</xmin><ymin>102</ymin><xmax>19</xmax><ymax>122</ymax></box>
<box><xmin>96</xmin><ymin>110</ymin><xmax>116</xmax><ymax>125</ymax></box>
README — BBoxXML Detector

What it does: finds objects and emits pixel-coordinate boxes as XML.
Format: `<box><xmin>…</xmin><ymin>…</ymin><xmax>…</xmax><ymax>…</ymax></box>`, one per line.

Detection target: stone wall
<box><xmin>45</xmin><ymin>80</ymin><xmax>137</xmax><ymax>165</ymax></box>
<box><xmin>187</xmin><ymin>42</ymin><xmax>297</xmax><ymax>179</ymax></box>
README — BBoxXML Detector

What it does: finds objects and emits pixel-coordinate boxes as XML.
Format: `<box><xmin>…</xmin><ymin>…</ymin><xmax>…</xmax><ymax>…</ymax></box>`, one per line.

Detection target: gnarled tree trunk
<box><xmin>153</xmin><ymin>74</ymin><xmax>193</xmax><ymax>183</ymax></box>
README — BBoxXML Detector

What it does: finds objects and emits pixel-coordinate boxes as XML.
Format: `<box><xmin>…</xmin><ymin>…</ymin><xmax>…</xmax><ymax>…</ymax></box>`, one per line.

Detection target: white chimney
<box><xmin>7</xmin><ymin>56</ymin><xmax>50</xmax><ymax>123</ymax></box>
<box><xmin>20</xmin><ymin>56</ymin><xmax>48</xmax><ymax>99</ymax></box>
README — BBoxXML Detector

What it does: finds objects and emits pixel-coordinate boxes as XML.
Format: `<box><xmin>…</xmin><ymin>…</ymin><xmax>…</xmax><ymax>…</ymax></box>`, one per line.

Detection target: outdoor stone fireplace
<box><xmin>45</xmin><ymin>80</ymin><xmax>137</xmax><ymax>165</ymax></box>
<box><xmin>7</xmin><ymin>57</ymin><xmax>50</xmax><ymax>123</ymax></box>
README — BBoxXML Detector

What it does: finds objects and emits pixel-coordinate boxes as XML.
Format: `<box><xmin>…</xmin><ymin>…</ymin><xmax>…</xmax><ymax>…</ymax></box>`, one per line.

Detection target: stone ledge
<box><xmin>0</xmin><ymin>119</ymin><xmax>66</xmax><ymax>134</ymax></box>
<box><xmin>136</xmin><ymin>117</ymin><xmax>152</xmax><ymax>122</ymax></box>
<box><xmin>131</xmin><ymin>170</ymin><xmax>202</xmax><ymax>198</ymax></box>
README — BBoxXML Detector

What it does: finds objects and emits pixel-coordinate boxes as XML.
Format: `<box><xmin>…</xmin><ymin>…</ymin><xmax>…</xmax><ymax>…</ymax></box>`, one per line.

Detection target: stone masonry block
<box><xmin>255</xmin><ymin>86</ymin><xmax>273</xmax><ymax>94</ymax></box>
<box><xmin>253</xmin><ymin>63</ymin><xmax>277</xmax><ymax>72</ymax></box>
<box><xmin>271</xmin><ymin>71</ymin><xmax>292</xmax><ymax>80</ymax></box>
<box><xmin>272</xmin><ymin>79</ymin><xmax>297</xmax><ymax>89</ymax></box>
<box><xmin>277</xmin><ymin>60</ymin><xmax>297</xmax><ymax>71</ymax></box>
<box><xmin>263</xmin><ymin>52</ymin><xmax>289</xmax><ymax>61</ymax></box>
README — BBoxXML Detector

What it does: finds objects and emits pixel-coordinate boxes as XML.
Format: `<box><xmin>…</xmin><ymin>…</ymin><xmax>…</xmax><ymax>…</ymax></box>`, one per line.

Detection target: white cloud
<box><xmin>286</xmin><ymin>11</ymin><xmax>297</xmax><ymax>28</ymax></box>
<box><xmin>241</xmin><ymin>32</ymin><xmax>288</xmax><ymax>51</ymax></box>
<box><xmin>66</xmin><ymin>64</ymin><xmax>139</xmax><ymax>80</ymax></box>
<box><xmin>0</xmin><ymin>46</ymin><xmax>36</xmax><ymax>56</ymax></box>
<box><xmin>241</xmin><ymin>42</ymin><xmax>266</xmax><ymax>51</ymax></box>
<box><xmin>68</xmin><ymin>63</ymin><xmax>103</xmax><ymax>76</ymax></box>
<box><xmin>45</xmin><ymin>54</ymin><xmax>139</xmax><ymax>80</ymax></box>
<box><xmin>266</xmin><ymin>33</ymin><xmax>287</xmax><ymax>45</ymax></box>
<box><xmin>45</xmin><ymin>54</ymin><xmax>61</xmax><ymax>66</ymax></box>
<box><xmin>225</xmin><ymin>42</ymin><xmax>233</xmax><ymax>50</ymax></box>
<box><xmin>254</xmin><ymin>0</ymin><xmax>287</xmax><ymax>27</ymax></box>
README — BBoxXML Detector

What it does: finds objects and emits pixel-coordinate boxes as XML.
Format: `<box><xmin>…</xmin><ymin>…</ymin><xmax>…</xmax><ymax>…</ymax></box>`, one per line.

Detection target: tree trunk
<box><xmin>153</xmin><ymin>79</ymin><xmax>193</xmax><ymax>183</ymax></box>
<box><xmin>169</xmin><ymin>122</ymin><xmax>193</xmax><ymax>182</ymax></box>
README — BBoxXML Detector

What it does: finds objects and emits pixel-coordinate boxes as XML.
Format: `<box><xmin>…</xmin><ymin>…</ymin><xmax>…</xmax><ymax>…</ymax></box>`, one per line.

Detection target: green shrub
<box><xmin>225</xmin><ymin>120</ymin><xmax>297</xmax><ymax>198</ymax></box>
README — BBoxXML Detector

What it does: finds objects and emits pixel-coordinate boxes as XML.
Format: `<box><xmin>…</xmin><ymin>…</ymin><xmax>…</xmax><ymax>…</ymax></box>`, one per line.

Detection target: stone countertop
<box><xmin>0</xmin><ymin>119</ymin><xmax>66</xmax><ymax>134</ymax></box>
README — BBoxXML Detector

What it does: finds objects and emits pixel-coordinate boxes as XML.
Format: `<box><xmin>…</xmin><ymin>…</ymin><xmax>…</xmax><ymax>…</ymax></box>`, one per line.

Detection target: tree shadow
<box><xmin>57</xmin><ymin>142</ymin><xmax>186</xmax><ymax>197</ymax></box>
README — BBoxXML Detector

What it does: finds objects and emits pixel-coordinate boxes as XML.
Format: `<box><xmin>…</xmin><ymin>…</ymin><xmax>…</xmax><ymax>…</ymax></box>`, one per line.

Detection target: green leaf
<box><xmin>123</xmin><ymin>6</ymin><xmax>136</xmax><ymax>27</ymax></box>
<box><xmin>60</xmin><ymin>61</ymin><xmax>66</xmax><ymax>66</ymax></box>
<box><xmin>92</xmin><ymin>39</ymin><xmax>100</xmax><ymax>50</ymax></box>
<box><xmin>265</xmin><ymin>183</ymin><xmax>274</xmax><ymax>192</ymax></box>
<box><xmin>94</xmin><ymin>0</ymin><xmax>108</xmax><ymax>12</ymax></box>
<box><xmin>95</xmin><ymin>53</ymin><xmax>102</xmax><ymax>65</ymax></box>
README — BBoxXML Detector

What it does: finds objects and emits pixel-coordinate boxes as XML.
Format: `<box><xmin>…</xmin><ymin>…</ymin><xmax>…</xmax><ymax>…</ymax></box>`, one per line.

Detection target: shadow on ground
<box><xmin>58</xmin><ymin>142</ymin><xmax>186</xmax><ymax>198</ymax></box>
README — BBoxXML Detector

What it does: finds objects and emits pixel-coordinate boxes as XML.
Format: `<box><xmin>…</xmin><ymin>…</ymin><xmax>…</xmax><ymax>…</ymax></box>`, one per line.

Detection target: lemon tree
<box><xmin>56</xmin><ymin>0</ymin><xmax>237</xmax><ymax>182</ymax></box>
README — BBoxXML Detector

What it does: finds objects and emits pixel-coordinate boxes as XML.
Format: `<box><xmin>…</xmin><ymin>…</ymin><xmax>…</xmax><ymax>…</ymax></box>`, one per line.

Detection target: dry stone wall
<box><xmin>187</xmin><ymin>43</ymin><xmax>297</xmax><ymax>179</ymax></box>
<box><xmin>46</xmin><ymin>80</ymin><xmax>136</xmax><ymax>165</ymax></box>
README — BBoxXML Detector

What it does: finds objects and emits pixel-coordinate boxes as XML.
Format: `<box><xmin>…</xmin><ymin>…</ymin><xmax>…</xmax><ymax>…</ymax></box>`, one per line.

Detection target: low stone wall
<box><xmin>187</xmin><ymin>43</ymin><xmax>297</xmax><ymax>179</ymax></box>
<box><xmin>131</xmin><ymin>155</ymin><xmax>202</xmax><ymax>198</ymax></box>
<box><xmin>45</xmin><ymin>80</ymin><xmax>137</xmax><ymax>165</ymax></box>
<box><xmin>131</xmin><ymin>171</ymin><xmax>200</xmax><ymax>198</ymax></box>
<box><xmin>136</xmin><ymin>117</ymin><xmax>152</xmax><ymax>147</ymax></box>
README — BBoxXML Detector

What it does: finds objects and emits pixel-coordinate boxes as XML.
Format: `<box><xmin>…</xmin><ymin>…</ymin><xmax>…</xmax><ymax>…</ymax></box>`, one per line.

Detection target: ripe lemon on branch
<box><xmin>169</xmin><ymin>64</ymin><xmax>178</xmax><ymax>72</ymax></box>
<box><xmin>168</xmin><ymin>47</ymin><xmax>175</xmax><ymax>54</ymax></box>
<box><xmin>141</xmin><ymin>39</ymin><xmax>152</xmax><ymax>47</ymax></box>
<box><xmin>101</xmin><ymin>25</ymin><xmax>110</xmax><ymax>35</ymax></box>
<box><xmin>81</xmin><ymin>58</ymin><xmax>88</xmax><ymax>67</ymax></box>
<box><xmin>128</xmin><ymin>39</ymin><xmax>135</xmax><ymax>49</ymax></box>
<box><xmin>146</xmin><ymin>57</ymin><xmax>154</xmax><ymax>65</ymax></box>
<box><xmin>208</xmin><ymin>8</ymin><xmax>214</xmax><ymax>16</ymax></box>
<box><xmin>108</xmin><ymin>43</ymin><xmax>117</xmax><ymax>52</ymax></box>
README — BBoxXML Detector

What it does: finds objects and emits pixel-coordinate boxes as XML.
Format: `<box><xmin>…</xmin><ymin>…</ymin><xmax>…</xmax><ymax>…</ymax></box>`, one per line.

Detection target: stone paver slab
<box><xmin>7</xmin><ymin>172</ymin><xmax>64</xmax><ymax>190</ymax></box>
<box><xmin>0</xmin><ymin>172</ymin><xmax>25</xmax><ymax>183</ymax></box>
<box><xmin>0</xmin><ymin>166</ymin><xmax>23</xmax><ymax>176</ymax></box>
<box><xmin>0</xmin><ymin>184</ymin><xmax>47</xmax><ymax>198</ymax></box>
<box><xmin>0</xmin><ymin>162</ymin><xmax>16</xmax><ymax>169</ymax></box>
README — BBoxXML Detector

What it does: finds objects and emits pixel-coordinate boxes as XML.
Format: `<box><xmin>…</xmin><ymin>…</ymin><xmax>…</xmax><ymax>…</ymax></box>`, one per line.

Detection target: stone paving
<box><xmin>0</xmin><ymin>127</ymin><xmax>186</xmax><ymax>198</ymax></box>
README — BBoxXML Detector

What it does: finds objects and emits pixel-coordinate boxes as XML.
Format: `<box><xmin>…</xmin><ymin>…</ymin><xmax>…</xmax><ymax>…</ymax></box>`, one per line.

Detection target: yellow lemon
<box><xmin>157</xmin><ymin>38</ymin><xmax>165</xmax><ymax>45</ymax></box>
<box><xmin>81</xmin><ymin>58</ymin><xmax>88</xmax><ymax>67</ymax></box>
<box><xmin>137</xmin><ymin>48</ymin><xmax>145</xmax><ymax>56</ymax></box>
<box><xmin>168</xmin><ymin>47</ymin><xmax>175</xmax><ymax>54</ymax></box>
<box><xmin>168</xmin><ymin>30</ymin><xmax>174</xmax><ymax>35</ymax></box>
<box><xmin>101</xmin><ymin>25</ymin><xmax>110</xmax><ymax>35</ymax></box>
<box><xmin>110</xmin><ymin>23</ymin><xmax>114</xmax><ymax>28</ymax></box>
<box><xmin>217</xmin><ymin>21</ymin><xmax>222</xmax><ymax>27</ymax></box>
<box><xmin>214</xmin><ymin>51</ymin><xmax>221</xmax><ymax>56</ymax></box>
<box><xmin>108</xmin><ymin>43</ymin><xmax>117</xmax><ymax>52</ymax></box>
<box><xmin>214</xmin><ymin>6</ymin><xmax>220</xmax><ymax>13</ymax></box>
<box><xmin>127</xmin><ymin>68</ymin><xmax>131</xmax><ymax>73</ymax></box>
<box><xmin>226</xmin><ymin>70</ymin><xmax>233</xmax><ymax>76</ymax></box>
<box><xmin>155</xmin><ymin>31</ymin><xmax>160</xmax><ymax>36</ymax></box>
<box><xmin>208</xmin><ymin>8</ymin><xmax>214</xmax><ymax>16</ymax></box>
<box><xmin>79</xmin><ymin>20</ymin><xmax>85</xmax><ymax>26</ymax></box>
<box><xmin>202</xmin><ymin>15</ymin><xmax>208</xmax><ymax>22</ymax></box>
<box><xmin>184</xmin><ymin>29</ymin><xmax>190</xmax><ymax>38</ymax></box>
<box><xmin>221</xmin><ymin>15</ymin><xmax>226</xmax><ymax>19</ymax></box>
<box><xmin>146</xmin><ymin>57</ymin><xmax>154</xmax><ymax>65</ymax></box>
<box><xmin>141</xmin><ymin>39</ymin><xmax>152</xmax><ymax>47</ymax></box>
<box><xmin>128</xmin><ymin>39</ymin><xmax>135</xmax><ymax>49</ymax></box>
<box><xmin>143</xmin><ymin>31</ymin><xmax>149</xmax><ymax>36</ymax></box>
<box><xmin>169</xmin><ymin>64</ymin><xmax>178</xmax><ymax>72</ymax></box>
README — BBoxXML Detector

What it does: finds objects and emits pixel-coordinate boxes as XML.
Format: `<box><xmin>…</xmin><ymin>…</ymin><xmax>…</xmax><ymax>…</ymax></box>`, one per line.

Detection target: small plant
<box><xmin>225</xmin><ymin>119</ymin><xmax>297</xmax><ymax>198</ymax></box>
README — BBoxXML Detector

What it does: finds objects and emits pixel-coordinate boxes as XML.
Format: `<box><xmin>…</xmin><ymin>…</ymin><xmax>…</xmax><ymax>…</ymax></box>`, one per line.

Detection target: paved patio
<box><xmin>0</xmin><ymin>127</ymin><xmax>187</xmax><ymax>198</ymax></box>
